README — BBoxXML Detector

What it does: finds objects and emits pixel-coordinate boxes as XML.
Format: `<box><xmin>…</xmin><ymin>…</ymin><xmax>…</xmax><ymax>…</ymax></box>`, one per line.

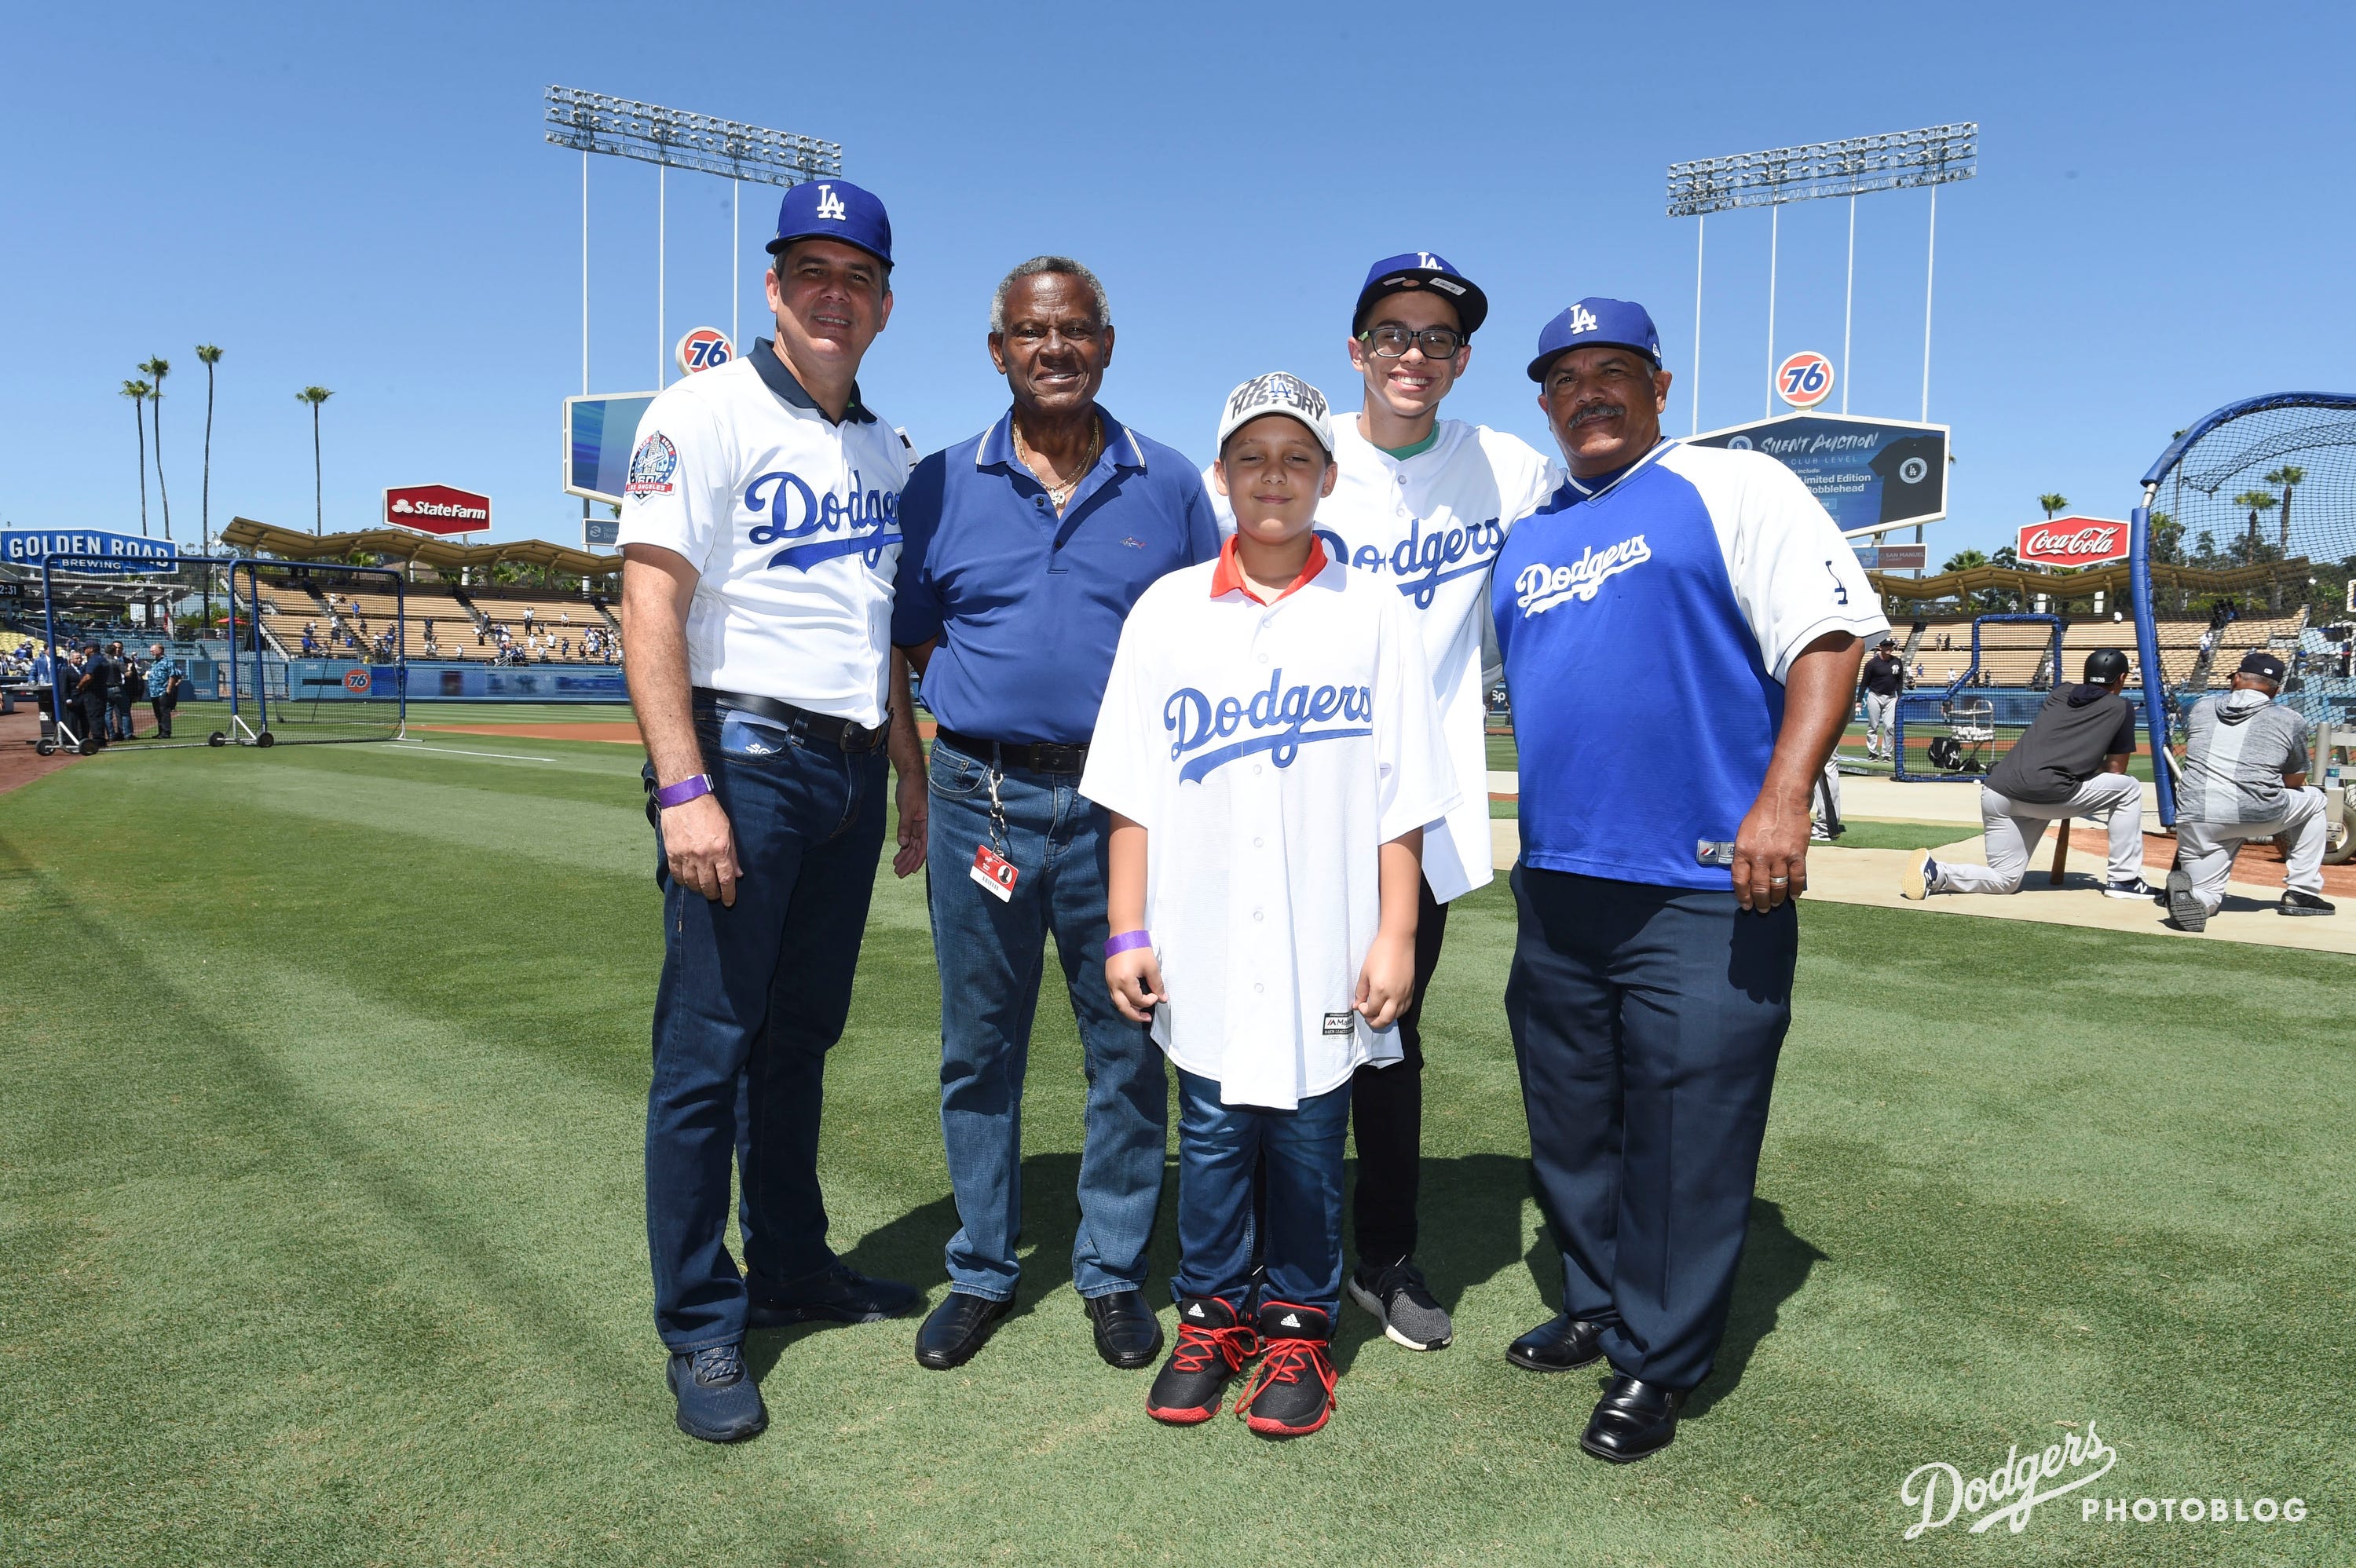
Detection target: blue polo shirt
<box><xmin>891</xmin><ymin>406</ymin><xmax>1220</xmax><ymax>745</ymax></box>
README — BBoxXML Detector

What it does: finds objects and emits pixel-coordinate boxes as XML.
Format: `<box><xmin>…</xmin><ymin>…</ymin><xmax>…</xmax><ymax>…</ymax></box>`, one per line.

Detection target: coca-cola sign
<box><xmin>2017</xmin><ymin>517</ymin><xmax>2129</xmax><ymax>567</ymax></box>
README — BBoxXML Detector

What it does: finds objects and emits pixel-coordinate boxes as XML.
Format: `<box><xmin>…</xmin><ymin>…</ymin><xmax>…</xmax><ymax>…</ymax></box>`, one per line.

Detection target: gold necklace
<box><xmin>1013</xmin><ymin>412</ymin><xmax>1100</xmax><ymax>511</ymax></box>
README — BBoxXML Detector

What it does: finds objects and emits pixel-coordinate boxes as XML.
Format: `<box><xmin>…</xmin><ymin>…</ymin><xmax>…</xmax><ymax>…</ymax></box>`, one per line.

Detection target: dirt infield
<box><xmin>0</xmin><ymin>707</ymin><xmax>79</xmax><ymax>796</ymax></box>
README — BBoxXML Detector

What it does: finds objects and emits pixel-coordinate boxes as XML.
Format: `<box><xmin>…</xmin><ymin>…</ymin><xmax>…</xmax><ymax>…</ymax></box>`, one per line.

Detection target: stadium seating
<box><xmin>463</xmin><ymin>594</ymin><xmax>619</xmax><ymax>662</ymax></box>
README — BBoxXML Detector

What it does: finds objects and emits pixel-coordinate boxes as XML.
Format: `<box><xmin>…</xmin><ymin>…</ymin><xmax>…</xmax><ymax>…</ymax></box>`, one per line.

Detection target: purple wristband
<box><xmin>1103</xmin><ymin>930</ymin><xmax>1153</xmax><ymax>959</ymax></box>
<box><xmin>653</xmin><ymin>773</ymin><xmax>713</xmax><ymax>809</ymax></box>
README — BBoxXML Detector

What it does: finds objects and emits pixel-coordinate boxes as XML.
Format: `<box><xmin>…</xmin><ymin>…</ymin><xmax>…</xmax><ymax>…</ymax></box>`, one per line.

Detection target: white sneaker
<box><xmin>1900</xmin><ymin>851</ymin><xmax>1936</xmax><ymax>901</ymax></box>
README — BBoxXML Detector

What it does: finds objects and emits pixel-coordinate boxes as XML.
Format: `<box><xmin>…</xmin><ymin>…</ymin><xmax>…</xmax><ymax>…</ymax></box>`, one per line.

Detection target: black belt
<box><xmin>694</xmin><ymin>687</ymin><xmax>888</xmax><ymax>752</ymax></box>
<box><xmin>934</xmin><ymin>726</ymin><xmax>1089</xmax><ymax>774</ymax></box>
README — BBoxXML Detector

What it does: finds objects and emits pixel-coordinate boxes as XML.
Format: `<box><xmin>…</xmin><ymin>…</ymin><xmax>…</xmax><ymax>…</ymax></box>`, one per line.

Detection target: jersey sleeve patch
<box><xmin>626</xmin><ymin>432</ymin><xmax>679</xmax><ymax>498</ymax></box>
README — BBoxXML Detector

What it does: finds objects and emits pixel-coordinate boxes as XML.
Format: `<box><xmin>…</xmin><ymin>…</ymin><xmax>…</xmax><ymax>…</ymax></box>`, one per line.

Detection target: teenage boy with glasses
<box><xmin>1207</xmin><ymin>253</ymin><xmax>1558</xmax><ymax>1354</ymax></box>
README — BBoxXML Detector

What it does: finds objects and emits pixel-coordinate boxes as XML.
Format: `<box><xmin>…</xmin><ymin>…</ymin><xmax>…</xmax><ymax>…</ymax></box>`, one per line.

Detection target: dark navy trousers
<box><xmin>643</xmin><ymin>701</ymin><xmax>887</xmax><ymax>1351</ymax></box>
<box><xmin>1505</xmin><ymin>865</ymin><xmax>1795</xmax><ymax>1391</ymax></box>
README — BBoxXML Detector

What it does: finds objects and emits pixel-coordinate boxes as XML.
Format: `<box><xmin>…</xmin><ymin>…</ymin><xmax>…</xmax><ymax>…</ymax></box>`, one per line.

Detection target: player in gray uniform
<box><xmin>2164</xmin><ymin>650</ymin><xmax>2336</xmax><ymax>931</ymax></box>
<box><xmin>1857</xmin><ymin>636</ymin><xmax>1905</xmax><ymax>762</ymax></box>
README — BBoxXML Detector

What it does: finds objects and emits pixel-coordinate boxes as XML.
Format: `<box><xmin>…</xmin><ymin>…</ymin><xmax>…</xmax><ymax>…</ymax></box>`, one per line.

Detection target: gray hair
<box><xmin>989</xmin><ymin>255</ymin><xmax>1111</xmax><ymax>334</ymax></box>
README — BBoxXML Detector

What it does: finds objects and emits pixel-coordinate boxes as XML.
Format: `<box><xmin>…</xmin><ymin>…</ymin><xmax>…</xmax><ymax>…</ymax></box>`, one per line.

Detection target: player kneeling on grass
<box><xmin>2161</xmin><ymin>649</ymin><xmax>2336</xmax><ymax>931</ymax></box>
<box><xmin>1901</xmin><ymin>648</ymin><xmax>2157</xmax><ymax>904</ymax></box>
<box><xmin>1079</xmin><ymin>374</ymin><xmax>1458</xmax><ymax>1438</ymax></box>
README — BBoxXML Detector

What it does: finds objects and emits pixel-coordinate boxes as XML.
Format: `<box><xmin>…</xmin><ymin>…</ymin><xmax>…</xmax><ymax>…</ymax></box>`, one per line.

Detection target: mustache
<box><xmin>1568</xmin><ymin>402</ymin><xmax>1625</xmax><ymax>426</ymax></box>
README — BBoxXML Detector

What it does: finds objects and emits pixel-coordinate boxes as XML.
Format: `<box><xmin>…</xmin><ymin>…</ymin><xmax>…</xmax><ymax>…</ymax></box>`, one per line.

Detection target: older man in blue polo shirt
<box><xmin>894</xmin><ymin>255</ymin><xmax>1222</xmax><ymax>1374</ymax></box>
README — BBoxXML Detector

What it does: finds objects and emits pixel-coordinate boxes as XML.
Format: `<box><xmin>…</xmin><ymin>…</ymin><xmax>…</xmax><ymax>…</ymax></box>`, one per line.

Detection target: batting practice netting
<box><xmin>228</xmin><ymin>560</ymin><xmax>408</xmax><ymax>746</ymax></box>
<box><xmin>1892</xmin><ymin>614</ymin><xmax>2069</xmax><ymax>781</ymax></box>
<box><xmin>2129</xmin><ymin>393</ymin><xmax>2356</xmax><ymax>825</ymax></box>
<box><xmin>27</xmin><ymin>554</ymin><xmax>240</xmax><ymax>753</ymax></box>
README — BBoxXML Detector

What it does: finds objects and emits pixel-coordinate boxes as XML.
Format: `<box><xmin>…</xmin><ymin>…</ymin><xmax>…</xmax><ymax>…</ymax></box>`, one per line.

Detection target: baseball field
<box><xmin>2</xmin><ymin>727</ymin><xmax>2348</xmax><ymax>1566</ymax></box>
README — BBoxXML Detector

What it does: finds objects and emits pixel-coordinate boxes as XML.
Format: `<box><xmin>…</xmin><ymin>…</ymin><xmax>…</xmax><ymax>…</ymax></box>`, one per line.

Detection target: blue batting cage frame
<box><xmin>1890</xmin><ymin>613</ymin><xmax>2065</xmax><ymax>782</ymax></box>
<box><xmin>2129</xmin><ymin>392</ymin><xmax>2356</xmax><ymax>828</ymax></box>
<box><xmin>37</xmin><ymin>551</ymin><xmax>242</xmax><ymax>751</ymax></box>
<box><xmin>228</xmin><ymin>558</ymin><xmax>408</xmax><ymax>745</ymax></box>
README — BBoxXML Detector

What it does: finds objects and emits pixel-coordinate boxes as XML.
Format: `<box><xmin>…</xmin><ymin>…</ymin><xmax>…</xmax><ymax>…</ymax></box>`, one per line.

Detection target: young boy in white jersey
<box><xmin>1081</xmin><ymin>373</ymin><xmax>1457</xmax><ymax>1437</ymax></box>
<box><xmin>1209</xmin><ymin>254</ymin><xmax>1558</xmax><ymax>1351</ymax></box>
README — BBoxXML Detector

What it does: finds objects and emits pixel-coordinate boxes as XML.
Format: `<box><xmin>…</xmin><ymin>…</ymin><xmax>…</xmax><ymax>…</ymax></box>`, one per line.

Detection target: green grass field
<box><xmin>2</xmin><ymin>734</ymin><xmax>2349</xmax><ymax>1566</ymax></box>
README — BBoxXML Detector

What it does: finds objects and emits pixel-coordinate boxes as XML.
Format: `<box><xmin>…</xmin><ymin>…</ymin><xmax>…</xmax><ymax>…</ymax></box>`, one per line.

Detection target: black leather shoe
<box><xmin>747</xmin><ymin>1262</ymin><xmax>920</xmax><ymax>1329</ymax></box>
<box><xmin>1506</xmin><ymin>1313</ymin><xmax>1607</xmax><ymax>1372</ymax></box>
<box><xmin>1083</xmin><ymin>1288</ymin><xmax>1165</xmax><ymax>1369</ymax></box>
<box><xmin>1579</xmin><ymin>1372</ymin><xmax>1686</xmax><ymax>1463</ymax></box>
<box><xmin>914</xmin><ymin>1291</ymin><xmax>1012</xmax><ymax>1370</ymax></box>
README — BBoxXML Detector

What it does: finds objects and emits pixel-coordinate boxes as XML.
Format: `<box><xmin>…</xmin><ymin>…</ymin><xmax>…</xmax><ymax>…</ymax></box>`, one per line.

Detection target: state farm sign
<box><xmin>2018</xmin><ymin>516</ymin><xmax>2128</xmax><ymax>567</ymax></box>
<box><xmin>384</xmin><ymin>484</ymin><xmax>492</xmax><ymax>536</ymax></box>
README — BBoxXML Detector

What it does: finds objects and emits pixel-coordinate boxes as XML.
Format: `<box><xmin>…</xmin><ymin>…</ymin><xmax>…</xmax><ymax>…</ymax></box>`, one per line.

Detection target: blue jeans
<box><xmin>1173</xmin><ymin>1069</ymin><xmax>1349</xmax><ymax>1319</ymax></box>
<box><xmin>643</xmin><ymin>701</ymin><xmax>888</xmax><ymax>1351</ymax></box>
<box><xmin>928</xmin><ymin>738</ymin><xmax>1166</xmax><ymax>1301</ymax></box>
<box><xmin>1505</xmin><ymin>866</ymin><xmax>1794</xmax><ymax>1390</ymax></box>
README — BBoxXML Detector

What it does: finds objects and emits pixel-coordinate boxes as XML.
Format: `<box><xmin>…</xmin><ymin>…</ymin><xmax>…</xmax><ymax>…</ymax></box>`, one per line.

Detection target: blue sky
<box><xmin>5</xmin><ymin>0</ymin><xmax>2352</xmax><ymax>562</ymax></box>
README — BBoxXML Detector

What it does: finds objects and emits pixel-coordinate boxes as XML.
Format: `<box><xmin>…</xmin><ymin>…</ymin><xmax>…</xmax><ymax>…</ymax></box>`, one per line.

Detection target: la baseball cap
<box><xmin>1216</xmin><ymin>373</ymin><xmax>1334</xmax><ymax>455</ymax></box>
<box><xmin>1353</xmin><ymin>251</ymin><xmax>1489</xmax><ymax>337</ymax></box>
<box><xmin>767</xmin><ymin>178</ymin><xmax>893</xmax><ymax>268</ymax></box>
<box><xmin>2237</xmin><ymin>649</ymin><xmax>2288</xmax><ymax>683</ymax></box>
<box><xmin>1527</xmin><ymin>297</ymin><xmax>1663</xmax><ymax>381</ymax></box>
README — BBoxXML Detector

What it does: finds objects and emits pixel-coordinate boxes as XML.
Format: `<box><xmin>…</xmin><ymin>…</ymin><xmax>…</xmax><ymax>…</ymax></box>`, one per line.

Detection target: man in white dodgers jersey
<box><xmin>1205</xmin><ymin>251</ymin><xmax>1559</xmax><ymax>1354</ymax></box>
<box><xmin>1086</xmin><ymin>371</ymin><xmax>1458</xmax><ymax>1438</ymax></box>
<box><xmin>616</xmin><ymin>178</ymin><xmax>927</xmax><ymax>1444</ymax></box>
<box><xmin>1493</xmin><ymin>297</ymin><xmax>1884</xmax><ymax>1464</ymax></box>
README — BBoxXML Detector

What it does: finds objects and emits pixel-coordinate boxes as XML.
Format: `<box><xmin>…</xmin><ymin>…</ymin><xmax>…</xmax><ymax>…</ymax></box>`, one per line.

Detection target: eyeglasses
<box><xmin>1361</xmin><ymin>324</ymin><xmax>1465</xmax><ymax>360</ymax></box>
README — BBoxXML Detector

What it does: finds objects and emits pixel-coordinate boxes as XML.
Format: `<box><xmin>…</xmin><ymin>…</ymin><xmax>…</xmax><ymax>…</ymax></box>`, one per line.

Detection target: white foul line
<box><xmin>393</xmin><ymin>740</ymin><xmax>558</xmax><ymax>763</ymax></box>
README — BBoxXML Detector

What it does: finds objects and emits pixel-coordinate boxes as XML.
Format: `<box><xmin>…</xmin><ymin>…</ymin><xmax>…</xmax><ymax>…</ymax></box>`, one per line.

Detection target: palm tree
<box><xmin>2038</xmin><ymin>492</ymin><xmax>2068</xmax><ymax>520</ymax></box>
<box><xmin>2265</xmin><ymin>465</ymin><xmax>2305</xmax><ymax>551</ymax></box>
<box><xmin>140</xmin><ymin>356</ymin><xmax>173</xmax><ymax>542</ymax></box>
<box><xmin>121</xmin><ymin>379</ymin><xmax>152</xmax><ymax>535</ymax></box>
<box><xmin>2231</xmin><ymin>491</ymin><xmax>2277</xmax><ymax>563</ymax></box>
<box><xmin>196</xmin><ymin>345</ymin><xmax>222</xmax><ymax>556</ymax></box>
<box><xmin>296</xmin><ymin>386</ymin><xmax>334</xmax><ymax>534</ymax></box>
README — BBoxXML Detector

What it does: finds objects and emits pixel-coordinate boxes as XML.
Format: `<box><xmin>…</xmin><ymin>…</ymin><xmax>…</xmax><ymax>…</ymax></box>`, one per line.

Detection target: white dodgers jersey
<box><xmin>1210</xmin><ymin>416</ymin><xmax>1557</xmax><ymax>901</ymax></box>
<box><xmin>615</xmin><ymin>344</ymin><xmax>912</xmax><ymax>727</ymax></box>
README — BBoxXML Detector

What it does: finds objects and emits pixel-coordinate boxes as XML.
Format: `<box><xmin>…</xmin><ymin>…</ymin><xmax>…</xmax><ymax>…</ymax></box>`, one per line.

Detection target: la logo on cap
<box><xmin>1567</xmin><ymin>304</ymin><xmax>1600</xmax><ymax>334</ymax></box>
<box><xmin>814</xmin><ymin>184</ymin><xmax>847</xmax><ymax>221</ymax></box>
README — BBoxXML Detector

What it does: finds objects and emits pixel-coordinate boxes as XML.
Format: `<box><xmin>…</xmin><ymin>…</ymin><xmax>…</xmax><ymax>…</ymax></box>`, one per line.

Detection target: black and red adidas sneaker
<box><xmin>1146</xmin><ymin>1296</ymin><xmax>1260</xmax><ymax>1425</ymax></box>
<box><xmin>1234</xmin><ymin>1301</ymin><xmax>1337</xmax><ymax>1438</ymax></box>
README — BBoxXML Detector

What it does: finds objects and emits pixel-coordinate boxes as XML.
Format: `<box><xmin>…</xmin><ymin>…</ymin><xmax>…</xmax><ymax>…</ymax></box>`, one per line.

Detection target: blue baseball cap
<box><xmin>1353</xmin><ymin>251</ymin><xmax>1489</xmax><ymax>337</ymax></box>
<box><xmin>767</xmin><ymin>178</ymin><xmax>893</xmax><ymax>269</ymax></box>
<box><xmin>1527</xmin><ymin>297</ymin><xmax>1662</xmax><ymax>381</ymax></box>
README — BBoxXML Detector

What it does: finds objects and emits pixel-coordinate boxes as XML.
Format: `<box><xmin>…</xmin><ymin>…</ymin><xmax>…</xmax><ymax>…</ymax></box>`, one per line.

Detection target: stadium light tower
<box><xmin>544</xmin><ymin>87</ymin><xmax>845</xmax><ymax>396</ymax></box>
<box><xmin>1666</xmin><ymin>123</ymin><xmax>1977</xmax><ymax>431</ymax></box>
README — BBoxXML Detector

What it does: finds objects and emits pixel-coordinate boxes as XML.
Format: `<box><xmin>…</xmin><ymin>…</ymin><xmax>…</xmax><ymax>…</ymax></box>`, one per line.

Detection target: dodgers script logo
<box><xmin>1165</xmin><ymin>670</ymin><xmax>1371</xmax><ymax>783</ymax></box>
<box><xmin>627</xmin><ymin>433</ymin><xmax>678</xmax><ymax>498</ymax></box>
<box><xmin>1318</xmin><ymin>517</ymin><xmax>1505</xmax><ymax>609</ymax></box>
<box><xmin>744</xmin><ymin>467</ymin><xmax>900</xmax><ymax>572</ymax></box>
<box><xmin>1513</xmin><ymin>535</ymin><xmax>1652</xmax><ymax>616</ymax></box>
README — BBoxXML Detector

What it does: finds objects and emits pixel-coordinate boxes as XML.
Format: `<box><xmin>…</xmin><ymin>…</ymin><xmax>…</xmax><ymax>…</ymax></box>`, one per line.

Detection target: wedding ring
<box><xmin>1769</xmin><ymin>875</ymin><xmax>1790</xmax><ymax>886</ymax></box>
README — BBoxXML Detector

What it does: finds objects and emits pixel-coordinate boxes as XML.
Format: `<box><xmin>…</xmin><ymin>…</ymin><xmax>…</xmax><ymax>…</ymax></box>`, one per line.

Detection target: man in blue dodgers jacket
<box><xmin>1493</xmin><ymin>298</ymin><xmax>1885</xmax><ymax>1463</ymax></box>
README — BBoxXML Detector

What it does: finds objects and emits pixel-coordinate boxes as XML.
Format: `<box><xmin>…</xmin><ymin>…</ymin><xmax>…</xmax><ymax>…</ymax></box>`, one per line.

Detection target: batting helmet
<box><xmin>2083</xmin><ymin>648</ymin><xmax>2131</xmax><ymax>684</ymax></box>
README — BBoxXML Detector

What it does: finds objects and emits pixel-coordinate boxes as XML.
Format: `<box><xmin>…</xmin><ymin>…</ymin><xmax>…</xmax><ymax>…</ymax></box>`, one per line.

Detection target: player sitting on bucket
<box><xmin>2160</xmin><ymin>649</ymin><xmax>2336</xmax><ymax>931</ymax></box>
<box><xmin>1902</xmin><ymin>648</ymin><xmax>2157</xmax><ymax>901</ymax></box>
<box><xmin>1080</xmin><ymin>373</ymin><xmax>1457</xmax><ymax>1438</ymax></box>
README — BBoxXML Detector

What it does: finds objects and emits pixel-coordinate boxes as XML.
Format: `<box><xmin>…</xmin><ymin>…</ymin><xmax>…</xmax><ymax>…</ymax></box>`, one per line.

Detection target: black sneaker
<box><xmin>666</xmin><ymin>1344</ymin><xmax>767</xmax><ymax>1443</ymax></box>
<box><xmin>1145</xmin><ymin>1296</ymin><xmax>1258</xmax><ymax>1425</ymax></box>
<box><xmin>2103</xmin><ymin>876</ymin><xmax>2158</xmax><ymax>901</ymax></box>
<box><xmin>746</xmin><ymin>1262</ymin><xmax>920</xmax><ymax>1328</ymax></box>
<box><xmin>2281</xmin><ymin>890</ymin><xmax>2336</xmax><ymax>916</ymax></box>
<box><xmin>1234</xmin><ymin>1302</ymin><xmax>1337</xmax><ymax>1438</ymax></box>
<box><xmin>2164</xmin><ymin>868</ymin><xmax>2207</xmax><ymax>933</ymax></box>
<box><xmin>1346</xmin><ymin>1259</ymin><xmax>1452</xmax><ymax>1351</ymax></box>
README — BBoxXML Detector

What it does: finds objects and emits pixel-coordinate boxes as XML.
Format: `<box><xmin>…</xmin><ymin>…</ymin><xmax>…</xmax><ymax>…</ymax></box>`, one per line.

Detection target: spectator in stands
<box><xmin>1903</xmin><ymin>648</ymin><xmax>2155</xmax><ymax>903</ymax></box>
<box><xmin>2162</xmin><ymin>651</ymin><xmax>2336</xmax><ymax>931</ymax></box>
<box><xmin>146</xmin><ymin>643</ymin><xmax>180</xmax><ymax>737</ymax></box>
